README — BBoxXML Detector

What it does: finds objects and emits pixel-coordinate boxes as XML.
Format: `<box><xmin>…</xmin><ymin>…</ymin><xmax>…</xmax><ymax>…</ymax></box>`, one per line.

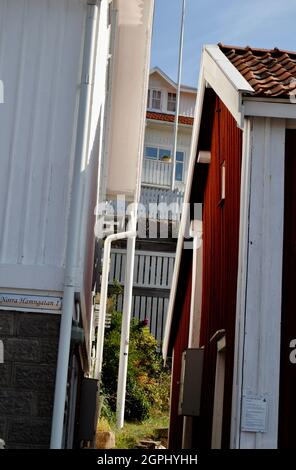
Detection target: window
<box><xmin>152</xmin><ymin>90</ymin><xmax>161</xmax><ymax>109</ymax></box>
<box><xmin>144</xmin><ymin>147</ymin><xmax>184</xmax><ymax>181</ymax></box>
<box><xmin>147</xmin><ymin>89</ymin><xmax>162</xmax><ymax>110</ymax></box>
<box><xmin>159</xmin><ymin>148</ymin><xmax>171</xmax><ymax>160</ymax></box>
<box><xmin>167</xmin><ymin>92</ymin><xmax>176</xmax><ymax>112</ymax></box>
<box><xmin>145</xmin><ymin>146</ymin><xmax>158</xmax><ymax>159</ymax></box>
<box><xmin>144</xmin><ymin>146</ymin><xmax>171</xmax><ymax>160</ymax></box>
<box><xmin>175</xmin><ymin>151</ymin><xmax>184</xmax><ymax>181</ymax></box>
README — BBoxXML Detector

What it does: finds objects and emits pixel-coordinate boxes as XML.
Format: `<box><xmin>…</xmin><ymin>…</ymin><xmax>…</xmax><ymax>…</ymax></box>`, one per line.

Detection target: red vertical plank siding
<box><xmin>278</xmin><ymin>129</ymin><xmax>296</xmax><ymax>448</ymax></box>
<box><xmin>168</xmin><ymin>267</ymin><xmax>192</xmax><ymax>450</ymax></box>
<box><xmin>197</xmin><ymin>97</ymin><xmax>242</xmax><ymax>448</ymax></box>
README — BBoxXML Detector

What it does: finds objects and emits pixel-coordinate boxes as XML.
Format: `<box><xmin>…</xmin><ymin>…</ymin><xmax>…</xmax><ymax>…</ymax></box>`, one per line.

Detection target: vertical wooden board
<box><xmin>133</xmin><ymin>254</ymin><xmax>139</xmax><ymax>284</ymax></box>
<box><xmin>140</xmin><ymin>296</ymin><xmax>147</xmax><ymax>321</ymax></box>
<box><xmin>155</xmin><ymin>256</ymin><xmax>163</xmax><ymax>287</ymax></box>
<box><xmin>134</xmin><ymin>296</ymin><xmax>141</xmax><ymax>320</ymax></box>
<box><xmin>156</xmin><ymin>297</ymin><xmax>164</xmax><ymax>343</ymax></box>
<box><xmin>168</xmin><ymin>257</ymin><xmax>175</xmax><ymax>286</ymax></box>
<box><xmin>143</xmin><ymin>255</ymin><xmax>151</xmax><ymax>287</ymax></box>
<box><xmin>164</xmin><ymin>297</ymin><xmax>169</xmax><ymax>327</ymax></box>
<box><xmin>115</xmin><ymin>252</ymin><xmax>122</xmax><ymax>282</ymax></box>
<box><xmin>120</xmin><ymin>252</ymin><xmax>126</xmax><ymax>284</ymax></box>
<box><xmin>146</xmin><ymin>297</ymin><xmax>152</xmax><ymax>327</ymax></box>
<box><xmin>150</xmin><ymin>256</ymin><xmax>156</xmax><ymax>286</ymax></box>
<box><xmin>138</xmin><ymin>255</ymin><xmax>145</xmax><ymax>286</ymax></box>
<box><xmin>162</xmin><ymin>257</ymin><xmax>169</xmax><ymax>287</ymax></box>
<box><xmin>151</xmin><ymin>297</ymin><xmax>158</xmax><ymax>339</ymax></box>
<box><xmin>109</xmin><ymin>252</ymin><xmax>116</xmax><ymax>283</ymax></box>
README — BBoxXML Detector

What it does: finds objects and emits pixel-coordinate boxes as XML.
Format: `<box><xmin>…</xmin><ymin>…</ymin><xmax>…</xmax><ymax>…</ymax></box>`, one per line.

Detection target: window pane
<box><xmin>176</xmin><ymin>151</ymin><xmax>184</xmax><ymax>162</ymax></box>
<box><xmin>147</xmin><ymin>89</ymin><xmax>150</xmax><ymax>108</ymax></box>
<box><xmin>175</xmin><ymin>162</ymin><xmax>183</xmax><ymax>181</ymax></box>
<box><xmin>145</xmin><ymin>147</ymin><xmax>158</xmax><ymax>159</ymax></box>
<box><xmin>167</xmin><ymin>93</ymin><xmax>176</xmax><ymax>112</ymax></box>
<box><xmin>159</xmin><ymin>148</ymin><xmax>171</xmax><ymax>159</ymax></box>
<box><xmin>152</xmin><ymin>90</ymin><xmax>161</xmax><ymax>109</ymax></box>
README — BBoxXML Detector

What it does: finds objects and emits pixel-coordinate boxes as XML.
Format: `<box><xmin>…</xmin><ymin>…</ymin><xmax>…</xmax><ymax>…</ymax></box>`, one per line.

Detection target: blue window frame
<box><xmin>144</xmin><ymin>147</ymin><xmax>185</xmax><ymax>182</ymax></box>
<box><xmin>175</xmin><ymin>151</ymin><xmax>184</xmax><ymax>181</ymax></box>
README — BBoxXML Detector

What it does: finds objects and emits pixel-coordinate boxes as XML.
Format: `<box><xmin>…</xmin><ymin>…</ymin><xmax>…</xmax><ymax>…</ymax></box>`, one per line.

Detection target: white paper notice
<box><xmin>241</xmin><ymin>396</ymin><xmax>267</xmax><ymax>433</ymax></box>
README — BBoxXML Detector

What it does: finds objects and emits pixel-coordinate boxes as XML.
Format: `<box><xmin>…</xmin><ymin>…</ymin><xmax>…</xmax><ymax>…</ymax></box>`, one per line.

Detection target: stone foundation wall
<box><xmin>0</xmin><ymin>311</ymin><xmax>60</xmax><ymax>449</ymax></box>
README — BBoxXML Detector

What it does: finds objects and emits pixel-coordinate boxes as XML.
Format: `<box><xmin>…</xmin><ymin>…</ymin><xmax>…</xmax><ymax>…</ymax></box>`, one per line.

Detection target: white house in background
<box><xmin>0</xmin><ymin>0</ymin><xmax>154</xmax><ymax>450</ymax></box>
<box><xmin>109</xmin><ymin>69</ymin><xmax>196</xmax><ymax>345</ymax></box>
<box><xmin>140</xmin><ymin>67</ymin><xmax>197</xmax><ymax>212</ymax></box>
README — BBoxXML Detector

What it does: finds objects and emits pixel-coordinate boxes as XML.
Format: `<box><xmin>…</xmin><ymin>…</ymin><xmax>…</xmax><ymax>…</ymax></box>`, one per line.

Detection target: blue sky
<box><xmin>151</xmin><ymin>0</ymin><xmax>296</xmax><ymax>87</ymax></box>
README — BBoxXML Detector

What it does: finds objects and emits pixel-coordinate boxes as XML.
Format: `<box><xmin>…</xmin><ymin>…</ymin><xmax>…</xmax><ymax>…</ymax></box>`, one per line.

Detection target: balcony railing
<box><xmin>142</xmin><ymin>159</ymin><xmax>172</xmax><ymax>187</ymax></box>
<box><xmin>139</xmin><ymin>186</ymin><xmax>184</xmax><ymax>221</ymax></box>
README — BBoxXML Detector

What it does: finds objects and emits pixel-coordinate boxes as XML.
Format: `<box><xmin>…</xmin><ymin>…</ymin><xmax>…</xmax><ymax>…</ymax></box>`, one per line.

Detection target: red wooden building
<box><xmin>163</xmin><ymin>44</ymin><xmax>296</xmax><ymax>449</ymax></box>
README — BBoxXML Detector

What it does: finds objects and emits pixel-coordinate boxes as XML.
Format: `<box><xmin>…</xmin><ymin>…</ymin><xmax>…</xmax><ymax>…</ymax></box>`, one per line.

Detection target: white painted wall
<box><xmin>0</xmin><ymin>0</ymin><xmax>87</xmax><ymax>292</ymax></box>
<box><xmin>231</xmin><ymin>117</ymin><xmax>286</xmax><ymax>448</ymax></box>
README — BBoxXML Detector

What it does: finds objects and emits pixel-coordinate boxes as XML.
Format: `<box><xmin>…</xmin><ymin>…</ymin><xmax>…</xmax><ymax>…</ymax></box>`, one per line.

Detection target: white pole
<box><xmin>94</xmin><ymin>228</ymin><xmax>136</xmax><ymax>383</ymax></box>
<box><xmin>116</xmin><ymin>231</ymin><xmax>136</xmax><ymax>428</ymax></box>
<box><xmin>171</xmin><ymin>0</ymin><xmax>186</xmax><ymax>191</ymax></box>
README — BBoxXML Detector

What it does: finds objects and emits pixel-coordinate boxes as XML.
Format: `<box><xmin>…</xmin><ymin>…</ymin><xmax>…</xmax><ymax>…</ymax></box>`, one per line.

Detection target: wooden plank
<box><xmin>155</xmin><ymin>256</ymin><xmax>162</xmax><ymax>287</ymax></box>
<box><xmin>115</xmin><ymin>252</ymin><xmax>122</xmax><ymax>282</ymax></box>
<box><xmin>168</xmin><ymin>257</ymin><xmax>175</xmax><ymax>285</ymax></box>
<box><xmin>150</xmin><ymin>256</ymin><xmax>156</xmax><ymax>285</ymax></box>
<box><xmin>134</xmin><ymin>296</ymin><xmax>141</xmax><ymax>320</ymax></box>
<box><xmin>140</xmin><ymin>296</ymin><xmax>147</xmax><ymax>321</ymax></box>
<box><xmin>143</xmin><ymin>255</ymin><xmax>151</xmax><ymax>287</ymax></box>
<box><xmin>162</xmin><ymin>257</ymin><xmax>169</xmax><ymax>287</ymax></box>
<box><xmin>138</xmin><ymin>255</ymin><xmax>145</xmax><ymax>286</ymax></box>
<box><xmin>156</xmin><ymin>297</ymin><xmax>164</xmax><ymax>343</ymax></box>
<box><xmin>109</xmin><ymin>252</ymin><xmax>116</xmax><ymax>283</ymax></box>
<box><xmin>133</xmin><ymin>254</ymin><xmax>139</xmax><ymax>284</ymax></box>
<box><xmin>120</xmin><ymin>253</ymin><xmax>126</xmax><ymax>283</ymax></box>
<box><xmin>151</xmin><ymin>297</ymin><xmax>158</xmax><ymax>339</ymax></box>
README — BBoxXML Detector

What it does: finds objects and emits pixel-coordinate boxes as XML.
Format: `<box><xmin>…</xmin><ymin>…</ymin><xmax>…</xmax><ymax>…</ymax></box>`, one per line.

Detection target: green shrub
<box><xmin>101</xmin><ymin>308</ymin><xmax>170</xmax><ymax>422</ymax></box>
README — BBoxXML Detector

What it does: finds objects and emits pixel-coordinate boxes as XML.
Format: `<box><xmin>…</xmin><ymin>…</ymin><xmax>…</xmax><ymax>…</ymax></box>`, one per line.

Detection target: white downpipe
<box><xmin>171</xmin><ymin>0</ymin><xmax>186</xmax><ymax>191</ymax></box>
<box><xmin>116</xmin><ymin>234</ymin><xmax>136</xmax><ymax>428</ymax></box>
<box><xmin>94</xmin><ymin>223</ymin><xmax>136</xmax><ymax>382</ymax></box>
<box><xmin>50</xmin><ymin>3</ymin><xmax>99</xmax><ymax>449</ymax></box>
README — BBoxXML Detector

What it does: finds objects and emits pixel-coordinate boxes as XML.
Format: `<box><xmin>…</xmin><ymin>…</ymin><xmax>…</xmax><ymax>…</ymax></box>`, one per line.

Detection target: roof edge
<box><xmin>205</xmin><ymin>44</ymin><xmax>254</xmax><ymax>94</ymax></box>
<box><xmin>150</xmin><ymin>66</ymin><xmax>197</xmax><ymax>93</ymax></box>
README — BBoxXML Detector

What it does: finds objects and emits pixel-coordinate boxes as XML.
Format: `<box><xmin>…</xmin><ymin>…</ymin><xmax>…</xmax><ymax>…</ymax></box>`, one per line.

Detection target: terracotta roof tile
<box><xmin>219</xmin><ymin>43</ymin><xmax>296</xmax><ymax>98</ymax></box>
<box><xmin>146</xmin><ymin>111</ymin><xmax>194</xmax><ymax>125</ymax></box>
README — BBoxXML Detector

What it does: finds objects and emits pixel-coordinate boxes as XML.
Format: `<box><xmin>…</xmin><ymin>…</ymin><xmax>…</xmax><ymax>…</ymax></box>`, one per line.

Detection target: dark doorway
<box><xmin>279</xmin><ymin>129</ymin><xmax>296</xmax><ymax>448</ymax></box>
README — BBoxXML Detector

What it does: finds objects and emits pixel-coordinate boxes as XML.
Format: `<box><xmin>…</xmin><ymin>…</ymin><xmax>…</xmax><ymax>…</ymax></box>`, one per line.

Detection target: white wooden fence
<box><xmin>109</xmin><ymin>249</ymin><xmax>175</xmax><ymax>289</ymax></box>
<box><xmin>108</xmin><ymin>249</ymin><xmax>175</xmax><ymax>344</ymax></box>
<box><xmin>139</xmin><ymin>187</ymin><xmax>184</xmax><ymax>221</ymax></box>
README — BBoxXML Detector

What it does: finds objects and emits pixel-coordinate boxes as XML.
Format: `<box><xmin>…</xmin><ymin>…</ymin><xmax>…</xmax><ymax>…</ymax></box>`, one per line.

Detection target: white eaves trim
<box><xmin>244</xmin><ymin>98</ymin><xmax>296</xmax><ymax>119</ymax></box>
<box><xmin>203</xmin><ymin>45</ymin><xmax>254</xmax><ymax>128</ymax></box>
<box><xmin>205</xmin><ymin>45</ymin><xmax>254</xmax><ymax>93</ymax></box>
<box><xmin>150</xmin><ymin>66</ymin><xmax>197</xmax><ymax>94</ymax></box>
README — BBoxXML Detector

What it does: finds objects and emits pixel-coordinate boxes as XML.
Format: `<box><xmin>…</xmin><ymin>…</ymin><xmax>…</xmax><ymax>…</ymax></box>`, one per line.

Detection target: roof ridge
<box><xmin>218</xmin><ymin>42</ymin><xmax>296</xmax><ymax>59</ymax></box>
<box><xmin>218</xmin><ymin>42</ymin><xmax>296</xmax><ymax>98</ymax></box>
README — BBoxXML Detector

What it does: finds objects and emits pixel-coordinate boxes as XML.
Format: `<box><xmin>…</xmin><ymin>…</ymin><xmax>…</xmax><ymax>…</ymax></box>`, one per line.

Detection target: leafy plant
<box><xmin>101</xmin><ymin>307</ymin><xmax>170</xmax><ymax>422</ymax></box>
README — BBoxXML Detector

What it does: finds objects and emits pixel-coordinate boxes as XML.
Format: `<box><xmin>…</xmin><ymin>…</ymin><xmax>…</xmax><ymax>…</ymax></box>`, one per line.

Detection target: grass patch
<box><xmin>112</xmin><ymin>411</ymin><xmax>169</xmax><ymax>449</ymax></box>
